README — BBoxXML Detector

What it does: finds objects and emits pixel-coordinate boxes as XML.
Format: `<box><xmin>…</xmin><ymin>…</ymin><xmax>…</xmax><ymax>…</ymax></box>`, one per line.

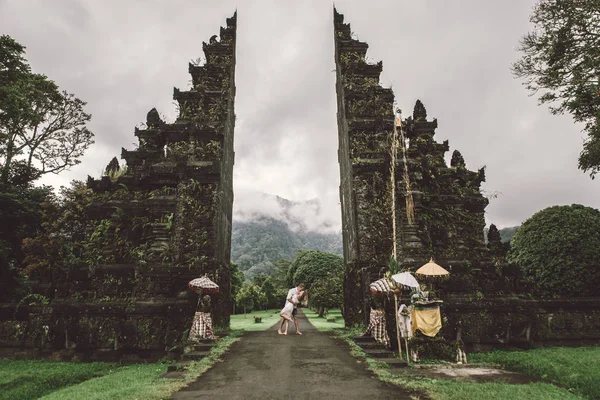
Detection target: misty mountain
<box><xmin>233</xmin><ymin>190</ymin><xmax>339</xmax><ymax>233</ymax></box>
<box><xmin>231</xmin><ymin>192</ymin><xmax>342</xmax><ymax>281</ymax></box>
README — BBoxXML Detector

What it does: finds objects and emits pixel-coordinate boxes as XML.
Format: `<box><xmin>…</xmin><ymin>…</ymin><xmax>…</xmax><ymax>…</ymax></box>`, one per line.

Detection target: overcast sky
<box><xmin>2</xmin><ymin>0</ymin><xmax>598</xmax><ymax>231</ymax></box>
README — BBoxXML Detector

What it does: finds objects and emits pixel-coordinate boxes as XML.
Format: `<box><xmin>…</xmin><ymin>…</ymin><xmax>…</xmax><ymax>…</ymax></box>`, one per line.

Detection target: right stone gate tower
<box><xmin>334</xmin><ymin>8</ymin><xmax>490</xmax><ymax>326</ymax></box>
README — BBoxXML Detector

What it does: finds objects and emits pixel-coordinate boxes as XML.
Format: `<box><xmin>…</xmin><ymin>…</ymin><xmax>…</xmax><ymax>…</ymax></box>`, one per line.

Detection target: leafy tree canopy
<box><xmin>310</xmin><ymin>270</ymin><xmax>343</xmax><ymax>311</ymax></box>
<box><xmin>230</xmin><ymin>262</ymin><xmax>244</xmax><ymax>299</ymax></box>
<box><xmin>244</xmin><ymin>261</ymin><xmax>275</xmax><ymax>283</ymax></box>
<box><xmin>507</xmin><ymin>204</ymin><xmax>600</xmax><ymax>296</ymax></box>
<box><xmin>513</xmin><ymin>1</ymin><xmax>600</xmax><ymax>177</ymax></box>
<box><xmin>486</xmin><ymin>224</ymin><xmax>511</xmax><ymax>259</ymax></box>
<box><xmin>487</xmin><ymin>224</ymin><xmax>501</xmax><ymax>243</ymax></box>
<box><xmin>235</xmin><ymin>282</ymin><xmax>262</xmax><ymax>315</ymax></box>
<box><xmin>260</xmin><ymin>277</ymin><xmax>277</xmax><ymax>308</ymax></box>
<box><xmin>235</xmin><ymin>283</ymin><xmax>255</xmax><ymax>313</ymax></box>
<box><xmin>21</xmin><ymin>181</ymin><xmax>93</xmax><ymax>280</ymax></box>
<box><xmin>0</xmin><ymin>183</ymin><xmax>53</xmax><ymax>300</ymax></box>
<box><xmin>272</xmin><ymin>258</ymin><xmax>292</xmax><ymax>289</ymax></box>
<box><xmin>0</xmin><ymin>35</ymin><xmax>94</xmax><ymax>185</ymax></box>
<box><xmin>290</xmin><ymin>250</ymin><xmax>344</xmax><ymax>290</ymax></box>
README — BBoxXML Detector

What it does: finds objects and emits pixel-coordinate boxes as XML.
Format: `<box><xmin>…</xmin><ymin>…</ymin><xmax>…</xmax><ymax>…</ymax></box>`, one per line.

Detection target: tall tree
<box><xmin>0</xmin><ymin>35</ymin><xmax>94</xmax><ymax>184</ymax></box>
<box><xmin>252</xmin><ymin>274</ymin><xmax>268</xmax><ymax>287</ymax></box>
<box><xmin>21</xmin><ymin>181</ymin><xmax>93</xmax><ymax>280</ymax></box>
<box><xmin>260</xmin><ymin>277</ymin><xmax>277</xmax><ymax>309</ymax></box>
<box><xmin>486</xmin><ymin>223</ymin><xmax>510</xmax><ymax>264</ymax></box>
<box><xmin>513</xmin><ymin>1</ymin><xmax>600</xmax><ymax>177</ymax></box>
<box><xmin>0</xmin><ymin>184</ymin><xmax>53</xmax><ymax>300</ymax></box>
<box><xmin>310</xmin><ymin>271</ymin><xmax>343</xmax><ymax>318</ymax></box>
<box><xmin>235</xmin><ymin>283</ymin><xmax>260</xmax><ymax>317</ymax></box>
<box><xmin>230</xmin><ymin>262</ymin><xmax>244</xmax><ymax>313</ymax></box>
<box><xmin>273</xmin><ymin>258</ymin><xmax>292</xmax><ymax>289</ymax></box>
<box><xmin>290</xmin><ymin>250</ymin><xmax>344</xmax><ymax>290</ymax></box>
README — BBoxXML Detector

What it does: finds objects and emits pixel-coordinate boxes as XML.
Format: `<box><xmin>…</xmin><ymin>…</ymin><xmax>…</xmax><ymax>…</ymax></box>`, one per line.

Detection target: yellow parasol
<box><xmin>415</xmin><ymin>259</ymin><xmax>449</xmax><ymax>280</ymax></box>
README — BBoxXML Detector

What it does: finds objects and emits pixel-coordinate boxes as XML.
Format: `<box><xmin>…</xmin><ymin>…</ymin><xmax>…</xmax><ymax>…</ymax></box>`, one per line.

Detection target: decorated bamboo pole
<box><xmin>388</xmin><ymin>113</ymin><xmax>419</xmax><ymax>361</ymax></box>
<box><xmin>391</xmin><ymin>114</ymin><xmax>416</xmax><ymax>362</ymax></box>
<box><xmin>390</xmin><ymin>117</ymin><xmax>402</xmax><ymax>360</ymax></box>
<box><xmin>400</xmin><ymin>116</ymin><xmax>416</xmax><ymax>362</ymax></box>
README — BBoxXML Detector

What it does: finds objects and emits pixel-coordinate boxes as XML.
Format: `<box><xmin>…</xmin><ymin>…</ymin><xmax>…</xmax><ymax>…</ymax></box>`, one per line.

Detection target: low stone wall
<box><xmin>0</xmin><ymin>299</ymin><xmax>196</xmax><ymax>361</ymax></box>
<box><xmin>439</xmin><ymin>296</ymin><xmax>600</xmax><ymax>352</ymax></box>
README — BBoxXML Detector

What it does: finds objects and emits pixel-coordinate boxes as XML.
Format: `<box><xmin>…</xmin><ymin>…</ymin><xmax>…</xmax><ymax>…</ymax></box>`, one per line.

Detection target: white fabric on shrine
<box><xmin>397</xmin><ymin>304</ymin><xmax>412</xmax><ymax>338</ymax></box>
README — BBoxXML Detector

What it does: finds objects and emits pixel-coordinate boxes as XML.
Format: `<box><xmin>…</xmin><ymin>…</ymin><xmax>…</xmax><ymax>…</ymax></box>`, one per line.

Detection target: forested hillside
<box><xmin>498</xmin><ymin>226</ymin><xmax>518</xmax><ymax>242</ymax></box>
<box><xmin>231</xmin><ymin>216</ymin><xmax>342</xmax><ymax>281</ymax></box>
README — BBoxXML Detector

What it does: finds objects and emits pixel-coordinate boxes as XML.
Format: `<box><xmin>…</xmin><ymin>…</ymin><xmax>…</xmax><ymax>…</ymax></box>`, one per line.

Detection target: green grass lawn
<box><xmin>303</xmin><ymin>308</ymin><xmax>345</xmax><ymax>331</ymax></box>
<box><xmin>0</xmin><ymin>311</ymin><xmax>276</xmax><ymax>400</ymax></box>
<box><xmin>333</xmin><ymin>328</ymin><xmax>585</xmax><ymax>400</ymax></box>
<box><xmin>0</xmin><ymin>359</ymin><xmax>121</xmax><ymax>400</ymax></box>
<box><xmin>39</xmin><ymin>363</ymin><xmax>174</xmax><ymax>400</ymax></box>
<box><xmin>0</xmin><ymin>331</ymin><xmax>242</xmax><ymax>400</ymax></box>
<box><xmin>471</xmin><ymin>346</ymin><xmax>600</xmax><ymax>400</ymax></box>
<box><xmin>230</xmin><ymin>308</ymin><xmax>281</xmax><ymax>331</ymax></box>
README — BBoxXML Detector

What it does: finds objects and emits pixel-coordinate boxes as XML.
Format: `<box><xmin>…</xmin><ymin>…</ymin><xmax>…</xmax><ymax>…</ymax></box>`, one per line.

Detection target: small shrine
<box><xmin>364</xmin><ymin>258</ymin><xmax>455</xmax><ymax>363</ymax></box>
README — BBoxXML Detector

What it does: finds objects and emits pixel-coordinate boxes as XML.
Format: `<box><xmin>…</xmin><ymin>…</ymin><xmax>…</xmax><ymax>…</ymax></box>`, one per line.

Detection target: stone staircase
<box><xmin>352</xmin><ymin>336</ymin><xmax>408</xmax><ymax>368</ymax></box>
<box><xmin>149</xmin><ymin>222</ymin><xmax>170</xmax><ymax>257</ymax></box>
<box><xmin>181</xmin><ymin>338</ymin><xmax>216</xmax><ymax>361</ymax></box>
<box><xmin>161</xmin><ymin>338</ymin><xmax>217</xmax><ymax>379</ymax></box>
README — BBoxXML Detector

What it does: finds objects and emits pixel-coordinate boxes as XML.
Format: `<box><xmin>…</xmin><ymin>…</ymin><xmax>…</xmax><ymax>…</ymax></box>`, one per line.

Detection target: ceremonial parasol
<box><xmin>390</xmin><ymin>271</ymin><xmax>418</xmax><ymax>362</ymax></box>
<box><xmin>391</xmin><ymin>271</ymin><xmax>420</xmax><ymax>290</ymax></box>
<box><xmin>415</xmin><ymin>259</ymin><xmax>449</xmax><ymax>280</ymax></box>
<box><xmin>188</xmin><ymin>276</ymin><xmax>220</xmax><ymax>294</ymax></box>
<box><xmin>368</xmin><ymin>276</ymin><xmax>397</xmax><ymax>356</ymax></box>
<box><xmin>369</xmin><ymin>277</ymin><xmax>394</xmax><ymax>293</ymax></box>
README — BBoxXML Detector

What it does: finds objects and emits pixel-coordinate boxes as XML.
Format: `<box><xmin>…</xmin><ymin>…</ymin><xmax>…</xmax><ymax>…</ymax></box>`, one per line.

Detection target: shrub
<box><xmin>508</xmin><ymin>204</ymin><xmax>600</xmax><ymax>296</ymax></box>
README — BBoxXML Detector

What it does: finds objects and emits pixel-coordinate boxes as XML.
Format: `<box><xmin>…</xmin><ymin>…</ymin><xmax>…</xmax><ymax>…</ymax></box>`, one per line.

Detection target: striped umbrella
<box><xmin>369</xmin><ymin>277</ymin><xmax>394</xmax><ymax>293</ymax></box>
<box><xmin>188</xmin><ymin>276</ymin><xmax>220</xmax><ymax>294</ymax></box>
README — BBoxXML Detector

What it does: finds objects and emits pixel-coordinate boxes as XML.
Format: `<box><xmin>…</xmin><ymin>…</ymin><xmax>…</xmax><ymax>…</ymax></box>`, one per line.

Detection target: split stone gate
<box><xmin>1</xmin><ymin>9</ymin><xmax>598</xmax><ymax>359</ymax></box>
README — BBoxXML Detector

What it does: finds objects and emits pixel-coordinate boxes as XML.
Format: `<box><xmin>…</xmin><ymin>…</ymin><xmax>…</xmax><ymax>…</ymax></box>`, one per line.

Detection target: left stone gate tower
<box><xmin>87</xmin><ymin>12</ymin><xmax>237</xmax><ymax>329</ymax></box>
<box><xmin>0</xmin><ymin>13</ymin><xmax>237</xmax><ymax>359</ymax></box>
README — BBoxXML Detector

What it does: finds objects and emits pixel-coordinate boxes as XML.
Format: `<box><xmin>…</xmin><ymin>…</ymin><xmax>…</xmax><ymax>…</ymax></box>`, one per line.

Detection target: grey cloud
<box><xmin>1</xmin><ymin>0</ymin><xmax>599</xmax><ymax>232</ymax></box>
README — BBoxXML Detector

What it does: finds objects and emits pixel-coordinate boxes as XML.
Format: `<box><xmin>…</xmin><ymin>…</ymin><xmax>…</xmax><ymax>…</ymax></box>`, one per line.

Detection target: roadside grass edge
<box><xmin>39</xmin><ymin>330</ymin><xmax>243</xmax><ymax>400</ymax></box>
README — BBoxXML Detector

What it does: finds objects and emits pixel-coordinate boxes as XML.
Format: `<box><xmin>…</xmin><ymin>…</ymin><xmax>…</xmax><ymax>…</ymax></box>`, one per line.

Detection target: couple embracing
<box><xmin>278</xmin><ymin>283</ymin><xmax>306</xmax><ymax>335</ymax></box>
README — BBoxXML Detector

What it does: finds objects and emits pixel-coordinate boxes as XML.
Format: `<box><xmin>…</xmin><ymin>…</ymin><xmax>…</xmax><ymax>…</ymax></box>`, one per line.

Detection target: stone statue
<box><xmin>199</xmin><ymin>295</ymin><xmax>211</xmax><ymax>313</ymax></box>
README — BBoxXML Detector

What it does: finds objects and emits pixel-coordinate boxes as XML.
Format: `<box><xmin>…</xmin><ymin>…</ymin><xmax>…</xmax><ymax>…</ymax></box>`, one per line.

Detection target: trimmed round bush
<box><xmin>508</xmin><ymin>204</ymin><xmax>600</xmax><ymax>297</ymax></box>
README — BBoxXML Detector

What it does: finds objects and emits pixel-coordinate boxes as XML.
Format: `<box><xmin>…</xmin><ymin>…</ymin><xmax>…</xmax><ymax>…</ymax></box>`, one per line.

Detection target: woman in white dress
<box><xmin>278</xmin><ymin>290</ymin><xmax>305</xmax><ymax>335</ymax></box>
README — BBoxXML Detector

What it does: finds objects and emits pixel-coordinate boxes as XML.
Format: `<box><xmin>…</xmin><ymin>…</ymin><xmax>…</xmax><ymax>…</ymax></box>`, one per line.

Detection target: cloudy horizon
<box><xmin>1</xmin><ymin>0</ymin><xmax>598</xmax><ymax>231</ymax></box>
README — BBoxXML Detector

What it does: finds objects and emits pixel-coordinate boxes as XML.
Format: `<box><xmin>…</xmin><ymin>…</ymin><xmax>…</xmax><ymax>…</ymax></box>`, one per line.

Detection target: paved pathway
<box><xmin>171</xmin><ymin>310</ymin><xmax>415</xmax><ymax>399</ymax></box>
